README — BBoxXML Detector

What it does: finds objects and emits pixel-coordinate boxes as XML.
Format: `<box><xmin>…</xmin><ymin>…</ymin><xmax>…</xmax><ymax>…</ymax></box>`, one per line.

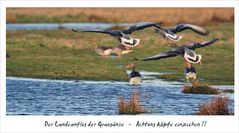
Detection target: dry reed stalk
<box><xmin>118</xmin><ymin>88</ymin><xmax>147</xmax><ymax>114</ymax></box>
<box><xmin>197</xmin><ymin>96</ymin><xmax>230</xmax><ymax>115</ymax></box>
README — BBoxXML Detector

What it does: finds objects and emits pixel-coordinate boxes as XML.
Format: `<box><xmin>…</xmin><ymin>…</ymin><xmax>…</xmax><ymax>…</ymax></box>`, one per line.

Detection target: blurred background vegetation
<box><xmin>7</xmin><ymin>8</ymin><xmax>233</xmax><ymax>25</ymax></box>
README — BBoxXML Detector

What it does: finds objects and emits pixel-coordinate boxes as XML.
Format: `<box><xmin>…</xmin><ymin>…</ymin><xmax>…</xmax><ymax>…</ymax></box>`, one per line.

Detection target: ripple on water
<box><xmin>6</xmin><ymin>77</ymin><xmax>234</xmax><ymax>115</ymax></box>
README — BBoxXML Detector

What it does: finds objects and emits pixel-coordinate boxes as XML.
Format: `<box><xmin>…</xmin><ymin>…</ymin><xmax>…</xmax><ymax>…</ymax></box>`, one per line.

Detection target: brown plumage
<box><xmin>95</xmin><ymin>45</ymin><xmax>133</xmax><ymax>58</ymax></box>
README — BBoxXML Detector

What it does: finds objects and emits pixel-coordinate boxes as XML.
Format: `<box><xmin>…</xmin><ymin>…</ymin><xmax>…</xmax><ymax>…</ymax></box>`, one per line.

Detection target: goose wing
<box><xmin>141</xmin><ymin>49</ymin><xmax>180</xmax><ymax>61</ymax></box>
<box><xmin>122</xmin><ymin>22</ymin><xmax>161</xmax><ymax>34</ymax></box>
<box><xmin>168</xmin><ymin>23</ymin><xmax>209</xmax><ymax>35</ymax></box>
<box><xmin>186</xmin><ymin>38</ymin><xmax>219</xmax><ymax>50</ymax></box>
<box><xmin>72</xmin><ymin>29</ymin><xmax>120</xmax><ymax>36</ymax></box>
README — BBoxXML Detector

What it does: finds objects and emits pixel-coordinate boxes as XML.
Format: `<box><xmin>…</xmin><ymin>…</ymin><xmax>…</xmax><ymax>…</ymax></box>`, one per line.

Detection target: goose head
<box><xmin>125</xmin><ymin>63</ymin><xmax>136</xmax><ymax>70</ymax></box>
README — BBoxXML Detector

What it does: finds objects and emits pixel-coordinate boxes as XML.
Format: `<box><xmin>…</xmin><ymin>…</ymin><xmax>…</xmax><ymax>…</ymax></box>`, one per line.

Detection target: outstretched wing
<box><xmin>141</xmin><ymin>49</ymin><xmax>180</xmax><ymax>61</ymax></box>
<box><xmin>186</xmin><ymin>38</ymin><xmax>219</xmax><ymax>50</ymax></box>
<box><xmin>72</xmin><ymin>29</ymin><xmax>119</xmax><ymax>36</ymax></box>
<box><xmin>168</xmin><ymin>23</ymin><xmax>209</xmax><ymax>35</ymax></box>
<box><xmin>122</xmin><ymin>22</ymin><xmax>161</xmax><ymax>34</ymax></box>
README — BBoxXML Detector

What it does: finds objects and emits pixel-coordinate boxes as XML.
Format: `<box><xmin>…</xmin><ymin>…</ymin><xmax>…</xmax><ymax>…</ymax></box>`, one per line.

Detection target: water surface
<box><xmin>6</xmin><ymin>23</ymin><xmax>131</xmax><ymax>30</ymax></box>
<box><xmin>7</xmin><ymin>77</ymin><xmax>234</xmax><ymax>115</ymax></box>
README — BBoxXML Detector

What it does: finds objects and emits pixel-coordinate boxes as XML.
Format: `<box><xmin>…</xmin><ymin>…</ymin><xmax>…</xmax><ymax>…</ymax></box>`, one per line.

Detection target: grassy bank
<box><xmin>7</xmin><ymin>8</ymin><xmax>233</xmax><ymax>25</ymax></box>
<box><xmin>6</xmin><ymin>23</ymin><xmax>234</xmax><ymax>85</ymax></box>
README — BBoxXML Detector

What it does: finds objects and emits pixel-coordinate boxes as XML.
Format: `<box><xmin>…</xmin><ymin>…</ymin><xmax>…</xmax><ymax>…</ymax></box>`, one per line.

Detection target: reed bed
<box><xmin>197</xmin><ymin>95</ymin><xmax>231</xmax><ymax>115</ymax></box>
<box><xmin>118</xmin><ymin>89</ymin><xmax>147</xmax><ymax>114</ymax></box>
<box><xmin>182</xmin><ymin>81</ymin><xmax>220</xmax><ymax>94</ymax></box>
<box><xmin>222</xmin><ymin>89</ymin><xmax>234</xmax><ymax>93</ymax></box>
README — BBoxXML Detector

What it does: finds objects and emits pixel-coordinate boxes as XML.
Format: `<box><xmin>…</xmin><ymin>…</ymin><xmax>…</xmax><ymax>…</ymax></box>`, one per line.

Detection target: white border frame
<box><xmin>1</xmin><ymin>1</ymin><xmax>239</xmax><ymax>133</ymax></box>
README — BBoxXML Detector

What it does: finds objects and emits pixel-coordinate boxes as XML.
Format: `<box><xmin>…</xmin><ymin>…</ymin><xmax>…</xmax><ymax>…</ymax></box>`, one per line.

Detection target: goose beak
<box><xmin>125</xmin><ymin>63</ymin><xmax>136</xmax><ymax>69</ymax></box>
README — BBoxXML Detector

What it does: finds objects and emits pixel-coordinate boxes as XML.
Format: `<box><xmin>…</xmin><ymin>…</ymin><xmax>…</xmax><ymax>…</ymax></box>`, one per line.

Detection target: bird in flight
<box><xmin>154</xmin><ymin>23</ymin><xmax>209</xmax><ymax>41</ymax></box>
<box><xmin>72</xmin><ymin>22</ymin><xmax>161</xmax><ymax>48</ymax></box>
<box><xmin>136</xmin><ymin>38</ymin><xmax>218</xmax><ymax>81</ymax></box>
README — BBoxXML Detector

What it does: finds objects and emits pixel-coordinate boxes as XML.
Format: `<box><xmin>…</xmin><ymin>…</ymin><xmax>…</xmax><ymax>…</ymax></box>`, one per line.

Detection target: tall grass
<box><xmin>197</xmin><ymin>96</ymin><xmax>231</xmax><ymax>115</ymax></box>
<box><xmin>118</xmin><ymin>89</ymin><xmax>147</xmax><ymax>114</ymax></box>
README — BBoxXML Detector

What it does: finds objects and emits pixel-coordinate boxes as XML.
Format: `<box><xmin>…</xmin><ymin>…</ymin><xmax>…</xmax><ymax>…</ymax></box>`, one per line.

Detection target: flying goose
<box><xmin>154</xmin><ymin>23</ymin><xmax>209</xmax><ymax>41</ymax></box>
<box><xmin>137</xmin><ymin>38</ymin><xmax>218</xmax><ymax>81</ymax></box>
<box><xmin>72</xmin><ymin>22</ymin><xmax>161</xmax><ymax>48</ymax></box>
<box><xmin>140</xmin><ymin>38</ymin><xmax>218</xmax><ymax>61</ymax></box>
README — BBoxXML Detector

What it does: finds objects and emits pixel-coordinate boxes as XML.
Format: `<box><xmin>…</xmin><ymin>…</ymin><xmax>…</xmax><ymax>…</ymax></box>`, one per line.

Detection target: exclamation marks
<box><xmin>202</xmin><ymin>121</ymin><xmax>207</xmax><ymax>127</ymax></box>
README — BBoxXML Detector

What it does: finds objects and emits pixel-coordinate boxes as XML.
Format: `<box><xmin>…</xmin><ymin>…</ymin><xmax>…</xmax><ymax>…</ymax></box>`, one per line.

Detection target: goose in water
<box><xmin>126</xmin><ymin>63</ymin><xmax>142</xmax><ymax>85</ymax></box>
<box><xmin>137</xmin><ymin>38</ymin><xmax>218</xmax><ymax>81</ymax></box>
<box><xmin>154</xmin><ymin>23</ymin><xmax>209</xmax><ymax>41</ymax></box>
<box><xmin>72</xmin><ymin>22</ymin><xmax>161</xmax><ymax>48</ymax></box>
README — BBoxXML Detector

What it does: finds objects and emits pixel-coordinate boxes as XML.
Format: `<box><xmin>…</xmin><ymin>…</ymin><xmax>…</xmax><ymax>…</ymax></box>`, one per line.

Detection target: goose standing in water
<box><xmin>126</xmin><ymin>63</ymin><xmax>142</xmax><ymax>85</ymax></box>
<box><xmin>154</xmin><ymin>23</ymin><xmax>209</xmax><ymax>41</ymax></box>
<box><xmin>137</xmin><ymin>38</ymin><xmax>218</xmax><ymax>82</ymax></box>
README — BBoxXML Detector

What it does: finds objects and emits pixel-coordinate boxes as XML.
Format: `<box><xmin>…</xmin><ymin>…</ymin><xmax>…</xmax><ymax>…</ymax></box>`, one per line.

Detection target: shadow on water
<box><xmin>6</xmin><ymin>77</ymin><xmax>234</xmax><ymax>115</ymax></box>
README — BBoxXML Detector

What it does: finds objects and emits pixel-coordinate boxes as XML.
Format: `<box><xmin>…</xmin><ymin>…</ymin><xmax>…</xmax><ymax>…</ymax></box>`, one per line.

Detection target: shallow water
<box><xmin>6</xmin><ymin>23</ymin><xmax>131</xmax><ymax>30</ymax></box>
<box><xmin>6</xmin><ymin>77</ymin><xmax>234</xmax><ymax>115</ymax></box>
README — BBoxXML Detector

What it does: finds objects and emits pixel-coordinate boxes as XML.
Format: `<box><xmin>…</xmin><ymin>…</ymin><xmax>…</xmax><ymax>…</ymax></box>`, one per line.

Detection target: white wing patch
<box><xmin>120</xmin><ymin>38</ymin><xmax>140</xmax><ymax>47</ymax></box>
<box><xmin>120</xmin><ymin>36</ymin><xmax>134</xmax><ymax>44</ymax></box>
<box><xmin>165</xmin><ymin>32</ymin><xmax>182</xmax><ymax>41</ymax></box>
